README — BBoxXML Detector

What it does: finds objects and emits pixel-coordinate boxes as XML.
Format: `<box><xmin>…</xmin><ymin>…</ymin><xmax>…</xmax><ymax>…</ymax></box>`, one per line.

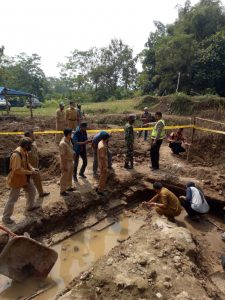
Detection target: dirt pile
<box><xmin>57</xmin><ymin>215</ymin><xmax>219</xmax><ymax>300</ymax></box>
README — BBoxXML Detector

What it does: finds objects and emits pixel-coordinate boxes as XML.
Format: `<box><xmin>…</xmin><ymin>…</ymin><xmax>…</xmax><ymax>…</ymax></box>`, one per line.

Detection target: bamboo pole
<box><xmin>187</xmin><ymin>116</ymin><xmax>196</xmax><ymax>161</ymax></box>
<box><xmin>195</xmin><ymin>117</ymin><xmax>225</xmax><ymax>126</ymax></box>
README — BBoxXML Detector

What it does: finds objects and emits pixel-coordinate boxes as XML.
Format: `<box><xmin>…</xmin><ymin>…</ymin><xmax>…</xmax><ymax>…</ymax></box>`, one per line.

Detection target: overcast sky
<box><xmin>1</xmin><ymin>0</ymin><xmax>205</xmax><ymax>77</ymax></box>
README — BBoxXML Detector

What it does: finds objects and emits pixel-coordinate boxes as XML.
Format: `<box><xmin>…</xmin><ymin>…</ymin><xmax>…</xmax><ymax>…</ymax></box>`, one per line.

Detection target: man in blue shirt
<box><xmin>92</xmin><ymin>131</ymin><xmax>112</xmax><ymax>177</ymax></box>
<box><xmin>72</xmin><ymin>121</ymin><xmax>90</xmax><ymax>181</ymax></box>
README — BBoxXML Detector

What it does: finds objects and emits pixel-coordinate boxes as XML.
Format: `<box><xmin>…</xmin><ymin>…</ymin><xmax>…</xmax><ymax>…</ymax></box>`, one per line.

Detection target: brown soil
<box><xmin>0</xmin><ymin>114</ymin><xmax>225</xmax><ymax>299</ymax></box>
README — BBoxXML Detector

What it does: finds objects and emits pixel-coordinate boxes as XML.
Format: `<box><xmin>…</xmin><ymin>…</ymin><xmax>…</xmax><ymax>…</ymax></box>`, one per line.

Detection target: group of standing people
<box><xmin>1</xmin><ymin>103</ymin><xmax>197</xmax><ymax>226</ymax></box>
<box><xmin>124</xmin><ymin>109</ymin><xmax>166</xmax><ymax>171</ymax></box>
<box><xmin>55</xmin><ymin>101</ymin><xmax>112</xmax><ymax>197</ymax></box>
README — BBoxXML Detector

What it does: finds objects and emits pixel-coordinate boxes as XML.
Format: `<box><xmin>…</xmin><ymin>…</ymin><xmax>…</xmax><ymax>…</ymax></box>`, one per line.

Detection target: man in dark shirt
<box><xmin>138</xmin><ymin>107</ymin><xmax>155</xmax><ymax>141</ymax></box>
<box><xmin>72</xmin><ymin>121</ymin><xmax>90</xmax><ymax>181</ymax></box>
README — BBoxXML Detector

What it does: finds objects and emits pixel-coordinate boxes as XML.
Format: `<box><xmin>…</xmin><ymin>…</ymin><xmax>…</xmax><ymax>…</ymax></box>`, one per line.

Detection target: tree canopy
<box><xmin>139</xmin><ymin>0</ymin><xmax>225</xmax><ymax>96</ymax></box>
<box><xmin>1</xmin><ymin>0</ymin><xmax>225</xmax><ymax>101</ymax></box>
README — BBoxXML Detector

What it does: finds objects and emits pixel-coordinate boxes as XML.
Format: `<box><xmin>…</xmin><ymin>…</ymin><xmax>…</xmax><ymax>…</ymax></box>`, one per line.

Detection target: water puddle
<box><xmin>0</xmin><ymin>214</ymin><xmax>144</xmax><ymax>299</ymax></box>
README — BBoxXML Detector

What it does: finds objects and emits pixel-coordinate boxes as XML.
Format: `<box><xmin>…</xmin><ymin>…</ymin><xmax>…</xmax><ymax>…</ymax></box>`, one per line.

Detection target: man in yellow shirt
<box><xmin>2</xmin><ymin>138</ymin><xmax>40</xmax><ymax>225</ymax></box>
<box><xmin>96</xmin><ymin>133</ymin><xmax>110</xmax><ymax>196</ymax></box>
<box><xmin>59</xmin><ymin>128</ymin><xmax>76</xmax><ymax>196</ymax></box>
<box><xmin>65</xmin><ymin>101</ymin><xmax>79</xmax><ymax>130</ymax></box>
<box><xmin>144</xmin><ymin>182</ymin><xmax>182</xmax><ymax>222</ymax></box>
<box><xmin>24</xmin><ymin>130</ymin><xmax>50</xmax><ymax>198</ymax></box>
<box><xmin>55</xmin><ymin>102</ymin><xmax>66</xmax><ymax>143</ymax></box>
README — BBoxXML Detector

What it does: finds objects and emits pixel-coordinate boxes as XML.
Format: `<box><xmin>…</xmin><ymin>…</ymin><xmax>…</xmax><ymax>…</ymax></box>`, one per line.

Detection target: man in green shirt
<box><xmin>124</xmin><ymin>114</ymin><xmax>136</xmax><ymax>169</ymax></box>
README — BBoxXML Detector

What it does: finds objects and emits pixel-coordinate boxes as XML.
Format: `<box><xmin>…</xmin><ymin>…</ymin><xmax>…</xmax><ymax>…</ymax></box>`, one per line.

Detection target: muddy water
<box><xmin>0</xmin><ymin>214</ymin><xmax>144</xmax><ymax>300</ymax></box>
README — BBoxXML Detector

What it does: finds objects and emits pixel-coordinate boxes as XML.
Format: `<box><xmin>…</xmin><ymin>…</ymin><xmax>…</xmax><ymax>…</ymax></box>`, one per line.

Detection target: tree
<box><xmin>0</xmin><ymin>52</ymin><xmax>48</xmax><ymax>99</ymax></box>
<box><xmin>140</xmin><ymin>0</ymin><xmax>225</xmax><ymax>96</ymax></box>
<box><xmin>59</xmin><ymin>39</ymin><xmax>138</xmax><ymax>101</ymax></box>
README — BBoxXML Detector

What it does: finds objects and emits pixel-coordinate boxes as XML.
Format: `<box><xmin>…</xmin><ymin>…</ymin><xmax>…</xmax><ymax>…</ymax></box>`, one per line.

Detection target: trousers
<box><xmin>98</xmin><ymin>167</ymin><xmax>108</xmax><ymax>192</ymax></box>
<box><xmin>93</xmin><ymin>148</ymin><xmax>112</xmax><ymax>174</ymax></box>
<box><xmin>67</xmin><ymin>120</ymin><xmax>78</xmax><ymax>131</ymax></box>
<box><xmin>55</xmin><ymin>122</ymin><xmax>65</xmax><ymax>144</ymax></box>
<box><xmin>3</xmin><ymin>180</ymin><xmax>36</xmax><ymax>219</ymax></box>
<box><xmin>125</xmin><ymin>142</ymin><xmax>134</xmax><ymax>164</ymax></box>
<box><xmin>169</xmin><ymin>142</ymin><xmax>186</xmax><ymax>155</ymax></box>
<box><xmin>150</xmin><ymin>139</ymin><xmax>163</xmax><ymax>169</ymax></box>
<box><xmin>32</xmin><ymin>173</ymin><xmax>44</xmax><ymax>195</ymax></box>
<box><xmin>74</xmin><ymin>151</ymin><xmax>87</xmax><ymax>177</ymax></box>
<box><xmin>180</xmin><ymin>199</ymin><xmax>198</xmax><ymax>217</ymax></box>
<box><xmin>60</xmin><ymin>160</ymin><xmax>73</xmax><ymax>192</ymax></box>
<box><xmin>156</xmin><ymin>206</ymin><xmax>181</xmax><ymax>218</ymax></box>
<box><xmin>138</xmin><ymin>128</ymin><xmax>148</xmax><ymax>141</ymax></box>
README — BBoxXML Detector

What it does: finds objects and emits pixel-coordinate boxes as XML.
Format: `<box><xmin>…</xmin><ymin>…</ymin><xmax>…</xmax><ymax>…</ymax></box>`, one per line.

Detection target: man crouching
<box><xmin>143</xmin><ymin>182</ymin><xmax>182</xmax><ymax>223</ymax></box>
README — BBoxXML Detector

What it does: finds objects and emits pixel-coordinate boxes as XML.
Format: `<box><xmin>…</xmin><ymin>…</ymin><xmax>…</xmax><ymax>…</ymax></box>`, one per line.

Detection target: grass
<box><xmin>1</xmin><ymin>98</ymin><xmax>143</xmax><ymax>118</ymax></box>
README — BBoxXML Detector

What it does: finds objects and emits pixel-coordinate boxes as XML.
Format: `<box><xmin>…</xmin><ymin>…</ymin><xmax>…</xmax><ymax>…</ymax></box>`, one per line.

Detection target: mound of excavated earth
<box><xmin>57</xmin><ymin>214</ymin><xmax>220</xmax><ymax>300</ymax></box>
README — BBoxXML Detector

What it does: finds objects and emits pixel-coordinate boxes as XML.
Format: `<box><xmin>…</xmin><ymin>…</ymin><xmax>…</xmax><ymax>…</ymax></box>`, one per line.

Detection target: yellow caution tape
<box><xmin>0</xmin><ymin>124</ymin><xmax>224</xmax><ymax>135</ymax></box>
<box><xmin>195</xmin><ymin>126</ymin><xmax>225</xmax><ymax>135</ymax></box>
<box><xmin>0</xmin><ymin>125</ymin><xmax>194</xmax><ymax>135</ymax></box>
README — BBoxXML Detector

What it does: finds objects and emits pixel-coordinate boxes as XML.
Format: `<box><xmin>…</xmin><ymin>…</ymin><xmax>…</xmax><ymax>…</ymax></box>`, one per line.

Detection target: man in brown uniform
<box><xmin>65</xmin><ymin>101</ymin><xmax>79</xmax><ymax>130</ymax></box>
<box><xmin>59</xmin><ymin>128</ymin><xmax>76</xmax><ymax>196</ymax></box>
<box><xmin>96</xmin><ymin>133</ymin><xmax>110</xmax><ymax>196</ymax></box>
<box><xmin>144</xmin><ymin>182</ymin><xmax>182</xmax><ymax>222</ymax></box>
<box><xmin>24</xmin><ymin>130</ymin><xmax>50</xmax><ymax>198</ymax></box>
<box><xmin>55</xmin><ymin>102</ymin><xmax>66</xmax><ymax>144</ymax></box>
<box><xmin>2</xmin><ymin>138</ymin><xmax>40</xmax><ymax>225</ymax></box>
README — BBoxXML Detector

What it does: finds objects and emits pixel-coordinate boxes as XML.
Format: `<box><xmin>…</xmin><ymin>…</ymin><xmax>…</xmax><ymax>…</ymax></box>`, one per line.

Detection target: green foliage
<box><xmin>135</xmin><ymin>95</ymin><xmax>159</xmax><ymax>110</ymax></box>
<box><xmin>58</xmin><ymin>39</ymin><xmax>138</xmax><ymax>102</ymax></box>
<box><xmin>140</xmin><ymin>0</ymin><xmax>225</xmax><ymax>97</ymax></box>
<box><xmin>42</xmin><ymin>99</ymin><xmax>60</xmax><ymax>108</ymax></box>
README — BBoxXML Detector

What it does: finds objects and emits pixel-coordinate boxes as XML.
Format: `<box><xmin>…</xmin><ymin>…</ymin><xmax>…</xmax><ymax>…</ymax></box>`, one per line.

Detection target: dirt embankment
<box><xmin>57</xmin><ymin>214</ymin><xmax>221</xmax><ymax>300</ymax></box>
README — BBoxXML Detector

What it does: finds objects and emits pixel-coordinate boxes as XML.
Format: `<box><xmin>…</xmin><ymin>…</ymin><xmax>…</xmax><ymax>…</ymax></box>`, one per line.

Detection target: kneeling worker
<box><xmin>179</xmin><ymin>182</ymin><xmax>209</xmax><ymax>219</ymax></box>
<box><xmin>144</xmin><ymin>182</ymin><xmax>182</xmax><ymax>222</ymax></box>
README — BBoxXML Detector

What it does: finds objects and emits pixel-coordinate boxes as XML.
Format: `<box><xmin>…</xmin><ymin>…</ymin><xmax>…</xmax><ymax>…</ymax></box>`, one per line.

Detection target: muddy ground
<box><xmin>0</xmin><ymin>114</ymin><xmax>225</xmax><ymax>299</ymax></box>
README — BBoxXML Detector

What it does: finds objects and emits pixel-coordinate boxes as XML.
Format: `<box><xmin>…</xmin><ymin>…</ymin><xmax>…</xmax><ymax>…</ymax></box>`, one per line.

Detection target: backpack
<box><xmin>4</xmin><ymin>151</ymin><xmax>22</xmax><ymax>175</ymax></box>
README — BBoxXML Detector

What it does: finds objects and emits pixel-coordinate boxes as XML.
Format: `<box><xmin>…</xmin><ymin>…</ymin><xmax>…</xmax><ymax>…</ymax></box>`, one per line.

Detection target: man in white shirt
<box><xmin>179</xmin><ymin>182</ymin><xmax>209</xmax><ymax>219</ymax></box>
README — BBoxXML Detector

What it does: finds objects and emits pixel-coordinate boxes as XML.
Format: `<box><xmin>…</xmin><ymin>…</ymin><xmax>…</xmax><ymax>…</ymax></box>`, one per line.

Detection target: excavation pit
<box><xmin>0</xmin><ymin>213</ymin><xmax>145</xmax><ymax>300</ymax></box>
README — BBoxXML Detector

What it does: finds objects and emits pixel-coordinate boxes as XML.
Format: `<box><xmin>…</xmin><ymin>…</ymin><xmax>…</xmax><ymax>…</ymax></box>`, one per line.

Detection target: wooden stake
<box><xmin>29</xmin><ymin>96</ymin><xmax>33</xmax><ymax>119</ymax></box>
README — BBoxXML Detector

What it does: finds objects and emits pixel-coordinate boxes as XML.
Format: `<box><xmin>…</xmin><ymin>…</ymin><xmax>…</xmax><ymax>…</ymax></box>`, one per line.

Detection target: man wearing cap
<box><xmin>59</xmin><ymin>128</ymin><xmax>76</xmax><ymax>196</ymax></box>
<box><xmin>65</xmin><ymin>101</ymin><xmax>79</xmax><ymax>130</ymax></box>
<box><xmin>24</xmin><ymin>130</ymin><xmax>50</xmax><ymax>198</ymax></box>
<box><xmin>72</xmin><ymin>121</ymin><xmax>90</xmax><ymax>181</ymax></box>
<box><xmin>124</xmin><ymin>114</ymin><xmax>136</xmax><ymax>169</ymax></box>
<box><xmin>150</xmin><ymin>112</ymin><xmax>166</xmax><ymax>170</ymax></box>
<box><xmin>55</xmin><ymin>102</ymin><xmax>66</xmax><ymax>144</ymax></box>
<box><xmin>143</xmin><ymin>182</ymin><xmax>182</xmax><ymax>222</ymax></box>
<box><xmin>2</xmin><ymin>138</ymin><xmax>40</xmax><ymax>225</ymax></box>
<box><xmin>138</xmin><ymin>107</ymin><xmax>155</xmax><ymax>141</ymax></box>
<box><xmin>92</xmin><ymin>131</ymin><xmax>112</xmax><ymax>177</ymax></box>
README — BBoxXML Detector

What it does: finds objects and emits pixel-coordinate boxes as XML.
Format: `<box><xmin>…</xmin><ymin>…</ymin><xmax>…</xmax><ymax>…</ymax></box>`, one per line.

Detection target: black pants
<box><xmin>169</xmin><ymin>142</ymin><xmax>186</xmax><ymax>155</ymax></box>
<box><xmin>180</xmin><ymin>199</ymin><xmax>198</xmax><ymax>217</ymax></box>
<box><xmin>74</xmin><ymin>151</ymin><xmax>87</xmax><ymax>178</ymax></box>
<box><xmin>150</xmin><ymin>139</ymin><xmax>163</xmax><ymax>169</ymax></box>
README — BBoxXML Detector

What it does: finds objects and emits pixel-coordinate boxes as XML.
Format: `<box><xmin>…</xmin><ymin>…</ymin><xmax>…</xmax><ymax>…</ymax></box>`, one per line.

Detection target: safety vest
<box><xmin>151</xmin><ymin>119</ymin><xmax>166</xmax><ymax>139</ymax></box>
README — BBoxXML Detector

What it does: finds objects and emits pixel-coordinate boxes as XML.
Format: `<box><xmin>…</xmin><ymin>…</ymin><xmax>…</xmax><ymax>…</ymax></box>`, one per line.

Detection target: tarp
<box><xmin>0</xmin><ymin>87</ymin><xmax>33</xmax><ymax>97</ymax></box>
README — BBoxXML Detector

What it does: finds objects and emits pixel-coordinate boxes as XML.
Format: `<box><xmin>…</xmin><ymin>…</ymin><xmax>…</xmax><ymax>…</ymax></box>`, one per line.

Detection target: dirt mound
<box><xmin>57</xmin><ymin>215</ymin><xmax>218</xmax><ymax>300</ymax></box>
<box><xmin>39</xmin><ymin>152</ymin><xmax>61</xmax><ymax>179</ymax></box>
